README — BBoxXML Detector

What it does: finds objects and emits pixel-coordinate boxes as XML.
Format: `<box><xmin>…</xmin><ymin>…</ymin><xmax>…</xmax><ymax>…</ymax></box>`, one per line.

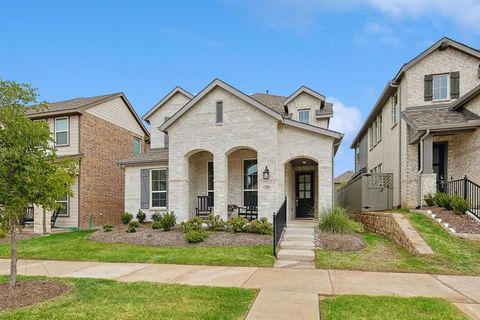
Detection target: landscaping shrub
<box><xmin>206</xmin><ymin>214</ymin><xmax>226</xmax><ymax>231</ymax></box>
<box><xmin>159</xmin><ymin>211</ymin><xmax>176</xmax><ymax>231</ymax></box>
<box><xmin>185</xmin><ymin>229</ymin><xmax>208</xmax><ymax>243</ymax></box>
<box><xmin>103</xmin><ymin>224</ymin><xmax>113</xmax><ymax>232</ymax></box>
<box><xmin>151</xmin><ymin>211</ymin><xmax>161</xmax><ymax>222</ymax></box>
<box><xmin>434</xmin><ymin>193</ymin><xmax>453</xmax><ymax>210</ymax></box>
<box><xmin>244</xmin><ymin>217</ymin><xmax>272</xmax><ymax>234</ymax></box>
<box><xmin>121</xmin><ymin>212</ymin><xmax>133</xmax><ymax>225</ymax></box>
<box><xmin>181</xmin><ymin>217</ymin><xmax>204</xmax><ymax>233</ymax></box>
<box><xmin>136</xmin><ymin>210</ymin><xmax>147</xmax><ymax>224</ymax></box>
<box><xmin>450</xmin><ymin>196</ymin><xmax>469</xmax><ymax>215</ymax></box>
<box><xmin>126</xmin><ymin>220</ymin><xmax>139</xmax><ymax>233</ymax></box>
<box><xmin>319</xmin><ymin>207</ymin><xmax>363</xmax><ymax>234</ymax></box>
<box><xmin>424</xmin><ymin>193</ymin><xmax>435</xmax><ymax>206</ymax></box>
<box><xmin>151</xmin><ymin>221</ymin><xmax>162</xmax><ymax>229</ymax></box>
<box><xmin>226</xmin><ymin>217</ymin><xmax>248</xmax><ymax>233</ymax></box>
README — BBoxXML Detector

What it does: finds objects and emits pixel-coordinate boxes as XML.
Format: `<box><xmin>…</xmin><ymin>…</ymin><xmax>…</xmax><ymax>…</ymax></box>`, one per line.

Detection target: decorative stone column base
<box><xmin>420</xmin><ymin>173</ymin><xmax>437</xmax><ymax>206</ymax></box>
<box><xmin>33</xmin><ymin>207</ymin><xmax>51</xmax><ymax>235</ymax></box>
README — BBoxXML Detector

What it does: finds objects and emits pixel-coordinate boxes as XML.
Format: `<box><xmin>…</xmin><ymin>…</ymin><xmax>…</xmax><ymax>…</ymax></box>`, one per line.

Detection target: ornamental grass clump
<box><xmin>319</xmin><ymin>207</ymin><xmax>363</xmax><ymax>234</ymax></box>
<box><xmin>450</xmin><ymin>196</ymin><xmax>469</xmax><ymax>215</ymax></box>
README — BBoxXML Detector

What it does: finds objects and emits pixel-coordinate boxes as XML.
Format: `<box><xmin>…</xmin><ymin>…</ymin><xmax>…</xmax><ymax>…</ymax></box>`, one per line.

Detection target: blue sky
<box><xmin>2</xmin><ymin>0</ymin><xmax>480</xmax><ymax>175</ymax></box>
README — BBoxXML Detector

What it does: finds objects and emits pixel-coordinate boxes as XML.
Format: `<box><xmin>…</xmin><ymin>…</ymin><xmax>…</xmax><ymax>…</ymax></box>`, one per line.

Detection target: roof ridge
<box><xmin>48</xmin><ymin>92</ymin><xmax>120</xmax><ymax>105</ymax></box>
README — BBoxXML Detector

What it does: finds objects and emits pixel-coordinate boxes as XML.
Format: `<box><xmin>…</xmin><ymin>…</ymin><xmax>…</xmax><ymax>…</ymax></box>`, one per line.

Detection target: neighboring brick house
<box><xmin>350</xmin><ymin>37</ymin><xmax>480</xmax><ymax>208</ymax></box>
<box><xmin>27</xmin><ymin>93</ymin><xmax>149</xmax><ymax>229</ymax></box>
<box><xmin>119</xmin><ymin>79</ymin><xmax>343</xmax><ymax>222</ymax></box>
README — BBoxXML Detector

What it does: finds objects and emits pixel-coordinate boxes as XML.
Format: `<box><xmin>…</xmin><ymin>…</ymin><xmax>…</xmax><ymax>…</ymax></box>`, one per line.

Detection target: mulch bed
<box><xmin>87</xmin><ymin>225</ymin><xmax>271</xmax><ymax>247</ymax></box>
<box><xmin>423</xmin><ymin>206</ymin><xmax>480</xmax><ymax>234</ymax></box>
<box><xmin>0</xmin><ymin>280</ymin><xmax>71</xmax><ymax>312</ymax></box>
<box><xmin>314</xmin><ymin>228</ymin><xmax>366</xmax><ymax>251</ymax></box>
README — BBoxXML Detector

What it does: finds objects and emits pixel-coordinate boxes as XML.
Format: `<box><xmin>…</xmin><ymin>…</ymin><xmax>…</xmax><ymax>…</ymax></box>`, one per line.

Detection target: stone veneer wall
<box><xmin>354</xmin><ymin>212</ymin><xmax>433</xmax><ymax>256</ymax></box>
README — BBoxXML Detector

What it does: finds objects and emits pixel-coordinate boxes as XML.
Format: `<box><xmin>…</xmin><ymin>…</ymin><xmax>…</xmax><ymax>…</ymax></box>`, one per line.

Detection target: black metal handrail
<box><xmin>273</xmin><ymin>198</ymin><xmax>287</xmax><ymax>257</ymax></box>
<box><xmin>440</xmin><ymin>175</ymin><xmax>480</xmax><ymax>219</ymax></box>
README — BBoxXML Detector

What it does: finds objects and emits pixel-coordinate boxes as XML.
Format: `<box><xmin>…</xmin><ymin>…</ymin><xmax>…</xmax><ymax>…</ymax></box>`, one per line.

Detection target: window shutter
<box><xmin>450</xmin><ymin>71</ymin><xmax>460</xmax><ymax>99</ymax></box>
<box><xmin>424</xmin><ymin>74</ymin><xmax>433</xmax><ymax>101</ymax></box>
<box><xmin>165</xmin><ymin>169</ymin><xmax>169</xmax><ymax>208</ymax></box>
<box><xmin>216</xmin><ymin>101</ymin><xmax>223</xmax><ymax>123</ymax></box>
<box><xmin>140</xmin><ymin>169</ymin><xmax>150</xmax><ymax>209</ymax></box>
<box><xmin>164</xmin><ymin>116</ymin><xmax>170</xmax><ymax>147</ymax></box>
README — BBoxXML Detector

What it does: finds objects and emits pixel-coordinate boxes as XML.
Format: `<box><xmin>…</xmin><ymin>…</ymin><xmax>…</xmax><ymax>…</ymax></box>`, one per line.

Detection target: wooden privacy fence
<box><xmin>335</xmin><ymin>173</ymin><xmax>393</xmax><ymax>212</ymax></box>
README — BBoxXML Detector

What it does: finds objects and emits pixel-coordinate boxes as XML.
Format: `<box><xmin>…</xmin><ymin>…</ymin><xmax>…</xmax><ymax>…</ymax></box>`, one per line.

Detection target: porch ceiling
<box><xmin>290</xmin><ymin>158</ymin><xmax>317</xmax><ymax>166</ymax></box>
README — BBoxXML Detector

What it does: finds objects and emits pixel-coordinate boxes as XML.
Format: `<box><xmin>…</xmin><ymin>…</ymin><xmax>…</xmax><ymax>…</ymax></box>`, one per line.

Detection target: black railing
<box><xmin>273</xmin><ymin>198</ymin><xmax>287</xmax><ymax>257</ymax></box>
<box><xmin>440</xmin><ymin>175</ymin><xmax>480</xmax><ymax>219</ymax></box>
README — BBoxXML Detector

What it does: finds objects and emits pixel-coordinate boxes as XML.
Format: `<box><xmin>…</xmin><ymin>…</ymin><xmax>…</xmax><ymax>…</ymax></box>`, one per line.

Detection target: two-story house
<box><xmin>118</xmin><ymin>79</ymin><xmax>343</xmax><ymax>223</ymax></box>
<box><xmin>351</xmin><ymin>37</ymin><xmax>480</xmax><ymax>208</ymax></box>
<box><xmin>27</xmin><ymin>93</ymin><xmax>149</xmax><ymax>229</ymax></box>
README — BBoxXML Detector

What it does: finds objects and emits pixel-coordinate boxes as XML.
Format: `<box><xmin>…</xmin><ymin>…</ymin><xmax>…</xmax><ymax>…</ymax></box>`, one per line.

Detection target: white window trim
<box><xmin>242</xmin><ymin>158</ymin><xmax>258</xmax><ymax>207</ymax></box>
<box><xmin>56</xmin><ymin>195</ymin><xmax>69</xmax><ymax>217</ymax></box>
<box><xmin>150</xmin><ymin>168</ymin><xmax>168</xmax><ymax>209</ymax></box>
<box><xmin>298</xmin><ymin>109</ymin><xmax>310</xmax><ymax>124</ymax></box>
<box><xmin>54</xmin><ymin>117</ymin><xmax>69</xmax><ymax>146</ymax></box>
<box><xmin>391</xmin><ymin>94</ymin><xmax>398</xmax><ymax>127</ymax></box>
<box><xmin>133</xmin><ymin>137</ymin><xmax>142</xmax><ymax>156</ymax></box>
<box><xmin>432</xmin><ymin>74</ymin><xmax>450</xmax><ymax>101</ymax></box>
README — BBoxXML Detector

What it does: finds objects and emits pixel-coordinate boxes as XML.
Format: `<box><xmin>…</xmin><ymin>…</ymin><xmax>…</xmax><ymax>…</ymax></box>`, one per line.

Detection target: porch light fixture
<box><xmin>263</xmin><ymin>166</ymin><xmax>270</xmax><ymax>180</ymax></box>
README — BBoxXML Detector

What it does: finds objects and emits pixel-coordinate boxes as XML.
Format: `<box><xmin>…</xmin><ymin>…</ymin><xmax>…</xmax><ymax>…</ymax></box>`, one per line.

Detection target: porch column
<box><xmin>422</xmin><ymin>135</ymin><xmax>433</xmax><ymax>174</ymax></box>
<box><xmin>213</xmin><ymin>152</ymin><xmax>228</xmax><ymax>220</ymax></box>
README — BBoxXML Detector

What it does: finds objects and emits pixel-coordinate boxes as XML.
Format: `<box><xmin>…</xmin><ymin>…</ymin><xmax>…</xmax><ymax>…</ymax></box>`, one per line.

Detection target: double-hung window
<box><xmin>298</xmin><ymin>109</ymin><xmax>310</xmax><ymax>124</ymax></box>
<box><xmin>207</xmin><ymin>161</ymin><xmax>214</xmax><ymax>207</ymax></box>
<box><xmin>151</xmin><ymin>169</ymin><xmax>167</xmax><ymax>208</ymax></box>
<box><xmin>433</xmin><ymin>74</ymin><xmax>448</xmax><ymax>100</ymax></box>
<box><xmin>55</xmin><ymin>117</ymin><xmax>69</xmax><ymax>146</ymax></box>
<box><xmin>56</xmin><ymin>195</ymin><xmax>69</xmax><ymax>217</ymax></box>
<box><xmin>132</xmin><ymin>138</ymin><xmax>141</xmax><ymax>156</ymax></box>
<box><xmin>391</xmin><ymin>94</ymin><xmax>398</xmax><ymax>126</ymax></box>
<box><xmin>243</xmin><ymin>159</ymin><xmax>258</xmax><ymax>207</ymax></box>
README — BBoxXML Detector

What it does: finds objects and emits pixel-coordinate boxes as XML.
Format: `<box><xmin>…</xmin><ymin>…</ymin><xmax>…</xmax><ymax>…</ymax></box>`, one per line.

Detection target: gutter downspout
<box><xmin>389</xmin><ymin>81</ymin><xmax>402</xmax><ymax>208</ymax></box>
<box><xmin>417</xmin><ymin>129</ymin><xmax>430</xmax><ymax>208</ymax></box>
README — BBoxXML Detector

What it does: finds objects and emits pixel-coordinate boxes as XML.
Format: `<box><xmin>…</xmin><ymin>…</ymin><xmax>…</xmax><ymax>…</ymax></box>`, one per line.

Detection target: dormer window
<box><xmin>432</xmin><ymin>74</ymin><xmax>448</xmax><ymax>100</ymax></box>
<box><xmin>298</xmin><ymin>109</ymin><xmax>310</xmax><ymax>124</ymax></box>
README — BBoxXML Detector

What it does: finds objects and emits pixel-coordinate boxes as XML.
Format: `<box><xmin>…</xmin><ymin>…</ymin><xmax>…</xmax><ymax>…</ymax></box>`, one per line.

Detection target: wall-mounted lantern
<box><xmin>263</xmin><ymin>166</ymin><xmax>270</xmax><ymax>180</ymax></box>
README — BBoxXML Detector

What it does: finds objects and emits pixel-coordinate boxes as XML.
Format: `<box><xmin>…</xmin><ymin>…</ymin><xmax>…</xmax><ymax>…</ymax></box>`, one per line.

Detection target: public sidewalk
<box><xmin>1</xmin><ymin>259</ymin><xmax>479</xmax><ymax>319</ymax></box>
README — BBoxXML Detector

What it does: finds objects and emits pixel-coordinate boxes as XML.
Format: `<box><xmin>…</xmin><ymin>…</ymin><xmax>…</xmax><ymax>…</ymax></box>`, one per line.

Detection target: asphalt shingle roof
<box><xmin>334</xmin><ymin>170</ymin><xmax>354</xmax><ymax>184</ymax></box>
<box><xmin>27</xmin><ymin>93</ymin><xmax>120</xmax><ymax>115</ymax></box>
<box><xmin>117</xmin><ymin>148</ymin><xmax>169</xmax><ymax>165</ymax></box>
<box><xmin>402</xmin><ymin>106</ymin><xmax>480</xmax><ymax>130</ymax></box>
<box><xmin>250</xmin><ymin>93</ymin><xmax>287</xmax><ymax>114</ymax></box>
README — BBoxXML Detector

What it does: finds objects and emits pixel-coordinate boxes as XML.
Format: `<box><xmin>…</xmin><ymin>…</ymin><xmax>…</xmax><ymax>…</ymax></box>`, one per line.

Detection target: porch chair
<box><xmin>195</xmin><ymin>196</ymin><xmax>212</xmax><ymax>219</ymax></box>
<box><xmin>237</xmin><ymin>206</ymin><xmax>258</xmax><ymax>221</ymax></box>
<box><xmin>20</xmin><ymin>206</ymin><xmax>35</xmax><ymax>226</ymax></box>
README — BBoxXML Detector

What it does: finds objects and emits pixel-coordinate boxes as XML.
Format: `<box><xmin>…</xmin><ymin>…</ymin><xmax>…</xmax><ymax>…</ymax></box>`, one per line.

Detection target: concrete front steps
<box><xmin>274</xmin><ymin>220</ymin><xmax>317</xmax><ymax>269</ymax></box>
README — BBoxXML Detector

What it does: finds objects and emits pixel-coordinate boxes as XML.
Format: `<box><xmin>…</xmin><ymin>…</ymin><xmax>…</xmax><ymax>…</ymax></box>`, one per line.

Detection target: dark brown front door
<box><xmin>296</xmin><ymin>172</ymin><xmax>314</xmax><ymax>218</ymax></box>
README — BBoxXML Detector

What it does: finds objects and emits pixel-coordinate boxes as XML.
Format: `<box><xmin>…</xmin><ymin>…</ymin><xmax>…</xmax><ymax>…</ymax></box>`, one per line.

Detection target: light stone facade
<box><xmin>354</xmin><ymin>39</ymin><xmax>480</xmax><ymax>208</ymax></box>
<box><xmin>125</xmin><ymin>81</ymin><xmax>341</xmax><ymax>222</ymax></box>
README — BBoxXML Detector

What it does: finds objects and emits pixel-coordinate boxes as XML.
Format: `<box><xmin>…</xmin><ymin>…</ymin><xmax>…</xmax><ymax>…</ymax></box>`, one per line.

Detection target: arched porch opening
<box><xmin>186</xmin><ymin>149</ymin><xmax>214</xmax><ymax>218</ymax></box>
<box><xmin>284</xmin><ymin>156</ymin><xmax>319</xmax><ymax>221</ymax></box>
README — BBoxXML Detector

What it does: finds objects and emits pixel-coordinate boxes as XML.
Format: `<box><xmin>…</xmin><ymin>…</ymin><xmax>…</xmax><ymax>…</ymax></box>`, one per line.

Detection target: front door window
<box><xmin>296</xmin><ymin>172</ymin><xmax>314</xmax><ymax>217</ymax></box>
<box><xmin>243</xmin><ymin>159</ymin><xmax>258</xmax><ymax>207</ymax></box>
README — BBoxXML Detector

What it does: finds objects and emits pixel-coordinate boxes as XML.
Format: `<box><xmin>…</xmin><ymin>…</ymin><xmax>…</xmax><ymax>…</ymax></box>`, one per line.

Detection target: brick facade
<box><xmin>79</xmin><ymin>112</ymin><xmax>145</xmax><ymax>228</ymax></box>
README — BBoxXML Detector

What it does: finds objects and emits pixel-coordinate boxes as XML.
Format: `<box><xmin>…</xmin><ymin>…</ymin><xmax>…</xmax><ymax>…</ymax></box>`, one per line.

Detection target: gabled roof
<box><xmin>27</xmin><ymin>92</ymin><xmax>149</xmax><ymax>137</ymax></box>
<box><xmin>158</xmin><ymin>78</ymin><xmax>344</xmax><ymax>142</ymax></box>
<box><xmin>143</xmin><ymin>86</ymin><xmax>193</xmax><ymax>121</ymax></box>
<box><xmin>350</xmin><ymin>37</ymin><xmax>480</xmax><ymax>148</ymax></box>
<box><xmin>283</xmin><ymin>86</ymin><xmax>325</xmax><ymax>106</ymax></box>
<box><xmin>450</xmin><ymin>83</ymin><xmax>480</xmax><ymax>111</ymax></box>
<box><xmin>160</xmin><ymin>79</ymin><xmax>284</xmax><ymax>131</ymax></box>
<box><xmin>334</xmin><ymin>170</ymin><xmax>354</xmax><ymax>184</ymax></box>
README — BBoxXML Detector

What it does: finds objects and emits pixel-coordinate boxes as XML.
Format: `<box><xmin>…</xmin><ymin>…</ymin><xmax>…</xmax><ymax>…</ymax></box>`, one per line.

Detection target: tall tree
<box><xmin>0</xmin><ymin>80</ymin><xmax>77</xmax><ymax>288</ymax></box>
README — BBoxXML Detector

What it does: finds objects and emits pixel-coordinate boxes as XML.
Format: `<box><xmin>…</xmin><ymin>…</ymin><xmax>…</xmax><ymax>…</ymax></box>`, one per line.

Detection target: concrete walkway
<box><xmin>275</xmin><ymin>220</ymin><xmax>317</xmax><ymax>269</ymax></box>
<box><xmin>1</xmin><ymin>259</ymin><xmax>480</xmax><ymax>319</ymax></box>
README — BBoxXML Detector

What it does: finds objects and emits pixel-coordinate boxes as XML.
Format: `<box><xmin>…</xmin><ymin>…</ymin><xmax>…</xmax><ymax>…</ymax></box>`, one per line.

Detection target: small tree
<box><xmin>0</xmin><ymin>80</ymin><xmax>77</xmax><ymax>288</ymax></box>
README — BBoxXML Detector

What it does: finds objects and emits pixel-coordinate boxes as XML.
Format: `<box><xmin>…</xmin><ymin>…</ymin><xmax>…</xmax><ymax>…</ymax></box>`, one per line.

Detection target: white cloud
<box><xmin>328</xmin><ymin>97</ymin><xmax>362</xmax><ymax>135</ymax></box>
<box><xmin>354</xmin><ymin>21</ymin><xmax>402</xmax><ymax>47</ymax></box>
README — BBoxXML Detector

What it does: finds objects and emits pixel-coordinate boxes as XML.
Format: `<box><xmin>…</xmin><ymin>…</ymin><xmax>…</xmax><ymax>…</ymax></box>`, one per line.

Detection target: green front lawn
<box><xmin>320</xmin><ymin>295</ymin><xmax>469</xmax><ymax>320</ymax></box>
<box><xmin>0</xmin><ymin>276</ymin><xmax>257</xmax><ymax>320</ymax></box>
<box><xmin>0</xmin><ymin>231</ymin><xmax>274</xmax><ymax>267</ymax></box>
<box><xmin>316</xmin><ymin>213</ymin><xmax>480</xmax><ymax>275</ymax></box>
